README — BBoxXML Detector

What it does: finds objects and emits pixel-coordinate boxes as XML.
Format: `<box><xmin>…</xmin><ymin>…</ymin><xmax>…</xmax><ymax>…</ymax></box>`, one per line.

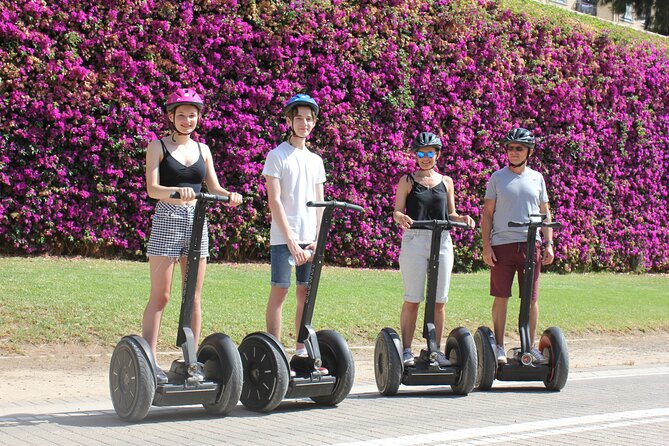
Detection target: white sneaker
<box><xmin>403</xmin><ymin>350</ymin><xmax>415</xmax><ymax>366</ymax></box>
<box><xmin>436</xmin><ymin>351</ymin><xmax>451</xmax><ymax>367</ymax></box>
<box><xmin>530</xmin><ymin>347</ymin><xmax>547</xmax><ymax>364</ymax></box>
<box><xmin>497</xmin><ymin>345</ymin><xmax>507</xmax><ymax>364</ymax></box>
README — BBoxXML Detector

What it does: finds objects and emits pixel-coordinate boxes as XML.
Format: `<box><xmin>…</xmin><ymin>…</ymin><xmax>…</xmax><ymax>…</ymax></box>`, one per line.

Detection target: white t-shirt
<box><xmin>484</xmin><ymin>166</ymin><xmax>549</xmax><ymax>246</ymax></box>
<box><xmin>262</xmin><ymin>141</ymin><xmax>326</xmax><ymax>245</ymax></box>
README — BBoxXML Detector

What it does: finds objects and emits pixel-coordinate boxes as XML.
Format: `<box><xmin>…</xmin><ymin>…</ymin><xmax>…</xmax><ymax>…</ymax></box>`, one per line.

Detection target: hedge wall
<box><xmin>1</xmin><ymin>0</ymin><xmax>668</xmax><ymax>272</ymax></box>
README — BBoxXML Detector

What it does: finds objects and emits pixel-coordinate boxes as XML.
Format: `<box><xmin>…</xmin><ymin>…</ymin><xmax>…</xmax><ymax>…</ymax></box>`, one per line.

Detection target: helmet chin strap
<box><xmin>508</xmin><ymin>154</ymin><xmax>530</xmax><ymax>168</ymax></box>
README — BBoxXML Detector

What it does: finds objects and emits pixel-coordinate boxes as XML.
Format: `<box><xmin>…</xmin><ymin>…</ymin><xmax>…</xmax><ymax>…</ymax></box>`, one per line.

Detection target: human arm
<box><xmin>539</xmin><ymin>201</ymin><xmax>554</xmax><ymax>265</ymax></box>
<box><xmin>481</xmin><ymin>198</ymin><xmax>497</xmax><ymax>266</ymax></box>
<box><xmin>201</xmin><ymin>144</ymin><xmax>242</xmax><ymax>206</ymax></box>
<box><xmin>302</xmin><ymin>182</ymin><xmax>325</xmax><ymax>260</ymax></box>
<box><xmin>392</xmin><ymin>176</ymin><xmax>413</xmax><ymax>230</ymax></box>
<box><xmin>265</xmin><ymin>175</ymin><xmax>309</xmax><ymax>264</ymax></box>
<box><xmin>444</xmin><ymin>176</ymin><xmax>475</xmax><ymax>228</ymax></box>
<box><xmin>145</xmin><ymin>139</ymin><xmax>196</xmax><ymax>201</ymax></box>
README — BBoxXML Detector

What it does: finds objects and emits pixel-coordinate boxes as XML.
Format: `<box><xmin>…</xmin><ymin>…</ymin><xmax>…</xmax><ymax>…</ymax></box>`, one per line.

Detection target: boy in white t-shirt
<box><xmin>261</xmin><ymin>94</ymin><xmax>326</xmax><ymax>359</ymax></box>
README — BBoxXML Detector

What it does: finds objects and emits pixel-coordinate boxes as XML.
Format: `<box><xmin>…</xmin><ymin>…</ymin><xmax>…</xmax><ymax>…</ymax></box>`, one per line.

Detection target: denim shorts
<box><xmin>399</xmin><ymin>229</ymin><xmax>453</xmax><ymax>303</ymax></box>
<box><xmin>270</xmin><ymin>244</ymin><xmax>312</xmax><ymax>288</ymax></box>
<box><xmin>146</xmin><ymin>202</ymin><xmax>209</xmax><ymax>259</ymax></box>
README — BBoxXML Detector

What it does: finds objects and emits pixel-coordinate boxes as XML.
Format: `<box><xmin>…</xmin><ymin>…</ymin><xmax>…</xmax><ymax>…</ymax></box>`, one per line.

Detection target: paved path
<box><xmin>1</xmin><ymin>365</ymin><xmax>668</xmax><ymax>445</ymax></box>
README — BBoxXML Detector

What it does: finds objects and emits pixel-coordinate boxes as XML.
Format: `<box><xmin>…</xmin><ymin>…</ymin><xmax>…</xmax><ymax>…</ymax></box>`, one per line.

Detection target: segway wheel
<box><xmin>446</xmin><ymin>327</ymin><xmax>476</xmax><ymax>395</ymax></box>
<box><xmin>239</xmin><ymin>334</ymin><xmax>289</xmax><ymax>412</ymax></box>
<box><xmin>197</xmin><ymin>333</ymin><xmax>243</xmax><ymax>415</ymax></box>
<box><xmin>311</xmin><ymin>330</ymin><xmax>355</xmax><ymax>405</ymax></box>
<box><xmin>540</xmin><ymin>326</ymin><xmax>569</xmax><ymax>391</ymax></box>
<box><xmin>109</xmin><ymin>337</ymin><xmax>155</xmax><ymax>421</ymax></box>
<box><xmin>474</xmin><ymin>327</ymin><xmax>497</xmax><ymax>390</ymax></box>
<box><xmin>373</xmin><ymin>328</ymin><xmax>402</xmax><ymax>396</ymax></box>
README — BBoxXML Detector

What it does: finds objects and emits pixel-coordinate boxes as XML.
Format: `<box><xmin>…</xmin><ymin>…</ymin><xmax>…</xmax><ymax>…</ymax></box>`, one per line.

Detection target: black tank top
<box><xmin>158</xmin><ymin>140</ymin><xmax>206</xmax><ymax>193</ymax></box>
<box><xmin>405</xmin><ymin>174</ymin><xmax>448</xmax><ymax>221</ymax></box>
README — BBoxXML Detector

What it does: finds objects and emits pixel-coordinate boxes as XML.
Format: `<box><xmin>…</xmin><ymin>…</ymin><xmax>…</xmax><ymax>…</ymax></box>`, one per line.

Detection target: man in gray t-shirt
<box><xmin>481</xmin><ymin>128</ymin><xmax>555</xmax><ymax>365</ymax></box>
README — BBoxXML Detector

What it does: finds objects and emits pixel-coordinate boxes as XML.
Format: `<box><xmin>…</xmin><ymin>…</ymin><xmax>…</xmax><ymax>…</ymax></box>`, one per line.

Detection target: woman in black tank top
<box><xmin>391</xmin><ymin>132</ymin><xmax>476</xmax><ymax>367</ymax></box>
<box><xmin>142</xmin><ymin>88</ymin><xmax>243</xmax><ymax>382</ymax></box>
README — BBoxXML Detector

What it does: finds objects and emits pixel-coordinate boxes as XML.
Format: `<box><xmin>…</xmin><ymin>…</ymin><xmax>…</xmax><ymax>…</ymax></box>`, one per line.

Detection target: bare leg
<box><xmin>295</xmin><ymin>284</ymin><xmax>307</xmax><ymax>350</ymax></box>
<box><xmin>143</xmin><ymin>256</ymin><xmax>176</xmax><ymax>361</ymax></box>
<box><xmin>492</xmin><ymin>296</ymin><xmax>509</xmax><ymax>348</ymax></box>
<box><xmin>435</xmin><ymin>302</ymin><xmax>445</xmax><ymax>349</ymax></box>
<box><xmin>266</xmin><ymin>286</ymin><xmax>289</xmax><ymax>340</ymax></box>
<box><xmin>400</xmin><ymin>301</ymin><xmax>420</xmax><ymax>349</ymax></box>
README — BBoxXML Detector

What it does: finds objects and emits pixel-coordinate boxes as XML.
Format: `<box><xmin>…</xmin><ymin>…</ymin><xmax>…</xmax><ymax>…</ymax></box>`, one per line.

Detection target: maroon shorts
<box><xmin>490</xmin><ymin>242</ymin><xmax>542</xmax><ymax>300</ymax></box>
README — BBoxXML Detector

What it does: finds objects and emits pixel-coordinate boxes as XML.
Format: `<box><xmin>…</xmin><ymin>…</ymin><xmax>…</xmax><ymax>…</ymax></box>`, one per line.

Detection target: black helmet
<box><xmin>283</xmin><ymin>94</ymin><xmax>319</xmax><ymax>117</ymax></box>
<box><xmin>503</xmin><ymin>128</ymin><xmax>535</xmax><ymax>149</ymax></box>
<box><xmin>412</xmin><ymin>132</ymin><xmax>442</xmax><ymax>152</ymax></box>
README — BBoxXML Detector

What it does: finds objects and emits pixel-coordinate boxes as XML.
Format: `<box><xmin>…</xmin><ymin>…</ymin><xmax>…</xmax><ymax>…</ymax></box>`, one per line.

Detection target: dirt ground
<box><xmin>1</xmin><ymin>332</ymin><xmax>668</xmax><ymax>405</ymax></box>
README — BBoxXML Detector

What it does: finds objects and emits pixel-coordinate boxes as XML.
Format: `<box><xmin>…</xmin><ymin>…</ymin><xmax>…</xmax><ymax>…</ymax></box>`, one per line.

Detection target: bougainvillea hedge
<box><xmin>1</xmin><ymin>0</ymin><xmax>668</xmax><ymax>272</ymax></box>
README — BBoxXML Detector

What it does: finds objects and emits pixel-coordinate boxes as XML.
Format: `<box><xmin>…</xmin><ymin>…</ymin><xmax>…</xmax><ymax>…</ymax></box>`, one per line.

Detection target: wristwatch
<box><xmin>542</xmin><ymin>240</ymin><xmax>554</xmax><ymax>247</ymax></box>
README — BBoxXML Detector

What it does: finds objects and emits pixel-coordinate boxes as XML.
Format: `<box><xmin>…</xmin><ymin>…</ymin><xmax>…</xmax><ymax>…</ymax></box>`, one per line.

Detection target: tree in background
<box><xmin>600</xmin><ymin>0</ymin><xmax>669</xmax><ymax>35</ymax></box>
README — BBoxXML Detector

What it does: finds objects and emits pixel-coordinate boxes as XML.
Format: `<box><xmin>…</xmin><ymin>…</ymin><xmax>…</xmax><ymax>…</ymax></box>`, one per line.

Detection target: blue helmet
<box><xmin>283</xmin><ymin>94</ymin><xmax>319</xmax><ymax>117</ymax></box>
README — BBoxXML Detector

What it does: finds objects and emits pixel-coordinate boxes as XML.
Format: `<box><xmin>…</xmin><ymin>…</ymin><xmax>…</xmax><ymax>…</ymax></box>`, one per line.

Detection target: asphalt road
<box><xmin>1</xmin><ymin>364</ymin><xmax>668</xmax><ymax>445</ymax></box>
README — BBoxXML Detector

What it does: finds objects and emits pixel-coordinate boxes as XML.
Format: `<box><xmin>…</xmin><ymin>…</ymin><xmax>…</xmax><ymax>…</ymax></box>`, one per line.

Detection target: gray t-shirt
<box><xmin>484</xmin><ymin>166</ymin><xmax>549</xmax><ymax>246</ymax></box>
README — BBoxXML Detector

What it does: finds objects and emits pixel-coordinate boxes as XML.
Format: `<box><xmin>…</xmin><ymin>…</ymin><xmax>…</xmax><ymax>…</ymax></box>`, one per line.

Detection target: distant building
<box><xmin>538</xmin><ymin>0</ymin><xmax>648</xmax><ymax>32</ymax></box>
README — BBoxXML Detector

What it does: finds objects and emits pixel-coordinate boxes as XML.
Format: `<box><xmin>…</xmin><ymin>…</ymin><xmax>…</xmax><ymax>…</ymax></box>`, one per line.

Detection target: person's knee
<box><xmin>402</xmin><ymin>301</ymin><xmax>420</xmax><ymax>315</ymax></box>
<box><xmin>269</xmin><ymin>287</ymin><xmax>289</xmax><ymax>304</ymax></box>
<box><xmin>150</xmin><ymin>289</ymin><xmax>170</xmax><ymax>310</ymax></box>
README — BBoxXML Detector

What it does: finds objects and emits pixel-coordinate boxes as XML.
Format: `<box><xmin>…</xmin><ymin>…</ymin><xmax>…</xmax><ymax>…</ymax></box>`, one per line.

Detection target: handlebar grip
<box><xmin>169</xmin><ymin>192</ymin><xmax>230</xmax><ymax>202</ymax></box>
<box><xmin>307</xmin><ymin>200</ymin><xmax>365</xmax><ymax>212</ymax></box>
<box><xmin>508</xmin><ymin>220</ymin><xmax>562</xmax><ymax>228</ymax></box>
<box><xmin>508</xmin><ymin>221</ymin><xmax>528</xmax><ymax>227</ymax></box>
<box><xmin>410</xmin><ymin>219</ymin><xmax>471</xmax><ymax>230</ymax></box>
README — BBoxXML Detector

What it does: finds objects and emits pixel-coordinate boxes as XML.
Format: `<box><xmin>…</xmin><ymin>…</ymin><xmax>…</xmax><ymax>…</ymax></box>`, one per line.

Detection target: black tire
<box><xmin>239</xmin><ymin>334</ymin><xmax>289</xmax><ymax>412</ymax></box>
<box><xmin>109</xmin><ymin>337</ymin><xmax>155</xmax><ymax>421</ymax></box>
<box><xmin>446</xmin><ymin>327</ymin><xmax>476</xmax><ymax>395</ymax></box>
<box><xmin>311</xmin><ymin>330</ymin><xmax>355</xmax><ymax>405</ymax></box>
<box><xmin>540</xmin><ymin>326</ymin><xmax>569</xmax><ymax>391</ymax></box>
<box><xmin>474</xmin><ymin>327</ymin><xmax>497</xmax><ymax>390</ymax></box>
<box><xmin>374</xmin><ymin>328</ymin><xmax>402</xmax><ymax>396</ymax></box>
<box><xmin>197</xmin><ymin>333</ymin><xmax>243</xmax><ymax>415</ymax></box>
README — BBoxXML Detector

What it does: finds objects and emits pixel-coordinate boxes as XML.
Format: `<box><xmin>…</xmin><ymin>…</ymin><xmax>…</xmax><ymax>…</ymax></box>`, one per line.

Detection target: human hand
<box><xmin>483</xmin><ymin>246</ymin><xmax>496</xmax><ymax>267</ymax></box>
<box><xmin>226</xmin><ymin>192</ymin><xmax>243</xmax><ymax>207</ymax></box>
<box><xmin>175</xmin><ymin>187</ymin><xmax>196</xmax><ymax>201</ymax></box>
<box><xmin>542</xmin><ymin>245</ymin><xmax>554</xmax><ymax>265</ymax></box>
<box><xmin>396</xmin><ymin>212</ymin><xmax>413</xmax><ymax>230</ymax></box>
<box><xmin>459</xmin><ymin>215</ymin><xmax>476</xmax><ymax>229</ymax></box>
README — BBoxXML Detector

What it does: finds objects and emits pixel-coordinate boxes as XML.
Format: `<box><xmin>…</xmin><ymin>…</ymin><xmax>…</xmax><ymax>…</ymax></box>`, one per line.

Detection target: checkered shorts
<box><xmin>146</xmin><ymin>201</ymin><xmax>209</xmax><ymax>259</ymax></box>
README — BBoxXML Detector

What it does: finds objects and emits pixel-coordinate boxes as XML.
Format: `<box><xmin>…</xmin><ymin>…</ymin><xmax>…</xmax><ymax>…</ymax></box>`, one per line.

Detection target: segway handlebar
<box><xmin>410</xmin><ymin>219</ymin><xmax>470</xmax><ymax>230</ymax></box>
<box><xmin>508</xmin><ymin>220</ymin><xmax>562</xmax><ymax>229</ymax></box>
<box><xmin>169</xmin><ymin>192</ymin><xmax>230</xmax><ymax>203</ymax></box>
<box><xmin>307</xmin><ymin>200</ymin><xmax>364</xmax><ymax>213</ymax></box>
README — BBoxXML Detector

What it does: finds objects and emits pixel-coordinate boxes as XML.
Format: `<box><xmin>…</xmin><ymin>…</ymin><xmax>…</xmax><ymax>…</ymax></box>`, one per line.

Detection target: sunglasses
<box><xmin>416</xmin><ymin>151</ymin><xmax>435</xmax><ymax>159</ymax></box>
<box><xmin>506</xmin><ymin>145</ymin><xmax>527</xmax><ymax>152</ymax></box>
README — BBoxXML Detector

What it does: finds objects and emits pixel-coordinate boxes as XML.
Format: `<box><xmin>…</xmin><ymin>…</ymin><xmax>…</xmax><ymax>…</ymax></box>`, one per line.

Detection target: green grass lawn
<box><xmin>1</xmin><ymin>257</ymin><xmax>667</xmax><ymax>353</ymax></box>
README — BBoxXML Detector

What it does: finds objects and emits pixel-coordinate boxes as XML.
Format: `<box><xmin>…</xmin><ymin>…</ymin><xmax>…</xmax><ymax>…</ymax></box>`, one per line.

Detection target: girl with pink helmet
<box><xmin>143</xmin><ymin>87</ymin><xmax>242</xmax><ymax>383</ymax></box>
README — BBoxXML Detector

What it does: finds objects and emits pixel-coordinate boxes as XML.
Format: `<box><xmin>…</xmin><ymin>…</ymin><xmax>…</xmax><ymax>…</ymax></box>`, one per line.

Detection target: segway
<box><xmin>374</xmin><ymin>219</ymin><xmax>477</xmax><ymax>396</ymax></box>
<box><xmin>238</xmin><ymin>200</ymin><xmax>364</xmax><ymax>412</ymax></box>
<box><xmin>109</xmin><ymin>193</ymin><xmax>243</xmax><ymax>421</ymax></box>
<box><xmin>474</xmin><ymin>214</ymin><xmax>568</xmax><ymax>391</ymax></box>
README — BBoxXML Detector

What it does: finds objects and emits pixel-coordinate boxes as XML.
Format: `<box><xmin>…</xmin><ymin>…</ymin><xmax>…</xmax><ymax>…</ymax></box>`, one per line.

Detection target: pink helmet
<box><xmin>165</xmin><ymin>88</ymin><xmax>204</xmax><ymax>112</ymax></box>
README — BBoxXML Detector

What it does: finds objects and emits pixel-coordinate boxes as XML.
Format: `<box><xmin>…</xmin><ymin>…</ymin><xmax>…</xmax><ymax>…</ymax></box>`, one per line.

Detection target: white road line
<box><xmin>331</xmin><ymin>408</ymin><xmax>669</xmax><ymax>446</ymax></box>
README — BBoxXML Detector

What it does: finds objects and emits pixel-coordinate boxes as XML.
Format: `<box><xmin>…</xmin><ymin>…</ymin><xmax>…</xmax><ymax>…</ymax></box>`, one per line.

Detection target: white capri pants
<box><xmin>399</xmin><ymin>229</ymin><xmax>454</xmax><ymax>303</ymax></box>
